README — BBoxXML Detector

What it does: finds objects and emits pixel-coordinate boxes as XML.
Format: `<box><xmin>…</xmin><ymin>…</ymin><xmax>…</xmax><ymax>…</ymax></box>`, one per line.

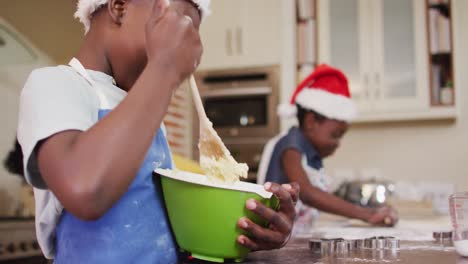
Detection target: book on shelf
<box><xmin>429</xmin><ymin>7</ymin><xmax>451</xmax><ymax>54</ymax></box>
<box><xmin>431</xmin><ymin>64</ymin><xmax>442</xmax><ymax>104</ymax></box>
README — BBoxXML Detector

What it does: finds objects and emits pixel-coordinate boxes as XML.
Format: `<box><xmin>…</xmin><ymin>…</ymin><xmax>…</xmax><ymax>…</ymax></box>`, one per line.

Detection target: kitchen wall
<box><xmin>322</xmin><ymin>0</ymin><xmax>468</xmax><ymax>192</ymax></box>
<box><xmin>1</xmin><ymin>1</ymin><xmax>80</xmax><ymax>215</ymax></box>
<box><xmin>1</xmin><ymin>0</ymin><xmax>467</xmax><ymax>198</ymax></box>
<box><xmin>1</xmin><ymin>0</ymin><xmax>82</xmax><ymax>64</ymax></box>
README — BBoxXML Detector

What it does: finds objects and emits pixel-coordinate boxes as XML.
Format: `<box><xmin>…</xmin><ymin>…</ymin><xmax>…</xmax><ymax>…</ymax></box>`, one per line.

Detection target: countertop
<box><xmin>244</xmin><ymin>239</ymin><xmax>464</xmax><ymax>264</ymax></box>
<box><xmin>180</xmin><ymin>213</ymin><xmax>467</xmax><ymax>263</ymax></box>
<box><xmin>180</xmin><ymin>239</ymin><xmax>465</xmax><ymax>264</ymax></box>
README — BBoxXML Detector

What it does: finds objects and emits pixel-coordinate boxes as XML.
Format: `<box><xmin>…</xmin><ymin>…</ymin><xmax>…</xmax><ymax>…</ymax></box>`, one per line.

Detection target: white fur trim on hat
<box><xmin>277</xmin><ymin>103</ymin><xmax>297</xmax><ymax>118</ymax></box>
<box><xmin>295</xmin><ymin>89</ymin><xmax>357</xmax><ymax>122</ymax></box>
<box><xmin>74</xmin><ymin>0</ymin><xmax>211</xmax><ymax>33</ymax></box>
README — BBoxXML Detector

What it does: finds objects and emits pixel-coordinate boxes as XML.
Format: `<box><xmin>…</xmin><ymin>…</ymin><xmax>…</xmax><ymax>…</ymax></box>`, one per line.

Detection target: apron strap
<box><xmin>69</xmin><ymin>58</ymin><xmax>111</xmax><ymax>109</ymax></box>
<box><xmin>256</xmin><ymin>133</ymin><xmax>286</xmax><ymax>184</ymax></box>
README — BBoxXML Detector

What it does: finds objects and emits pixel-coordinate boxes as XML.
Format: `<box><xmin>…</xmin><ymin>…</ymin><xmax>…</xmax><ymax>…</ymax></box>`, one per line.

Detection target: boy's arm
<box><xmin>282</xmin><ymin>149</ymin><xmax>397</xmax><ymax>225</ymax></box>
<box><xmin>36</xmin><ymin>2</ymin><xmax>202</xmax><ymax>221</ymax></box>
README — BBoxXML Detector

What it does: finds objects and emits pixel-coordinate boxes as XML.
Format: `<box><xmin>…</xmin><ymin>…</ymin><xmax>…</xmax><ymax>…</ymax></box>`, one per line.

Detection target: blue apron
<box><xmin>54</xmin><ymin>59</ymin><xmax>178</xmax><ymax>263</ymax></box>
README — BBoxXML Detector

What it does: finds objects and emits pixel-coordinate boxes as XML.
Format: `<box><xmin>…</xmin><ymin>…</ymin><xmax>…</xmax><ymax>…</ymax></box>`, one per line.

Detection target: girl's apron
<box><xmin>54</xmin><ymin>58</ymin><xmax>178</xmax><ymax>263</ymax></box>
<box><xmin>257</xmin><ymin>135</ymin><xmax>330</xmax><ymax>236</ymax></box>
<box><xmin>293</xmin><ymin>157</ymin><xmax>330</xmax><ymax>236</ymax></box>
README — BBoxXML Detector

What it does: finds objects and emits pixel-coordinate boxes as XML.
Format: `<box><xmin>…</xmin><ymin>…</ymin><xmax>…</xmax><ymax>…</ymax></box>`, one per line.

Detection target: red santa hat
<box><xmin>277</xmin><ymin>64</ymin><xmax>357</xmax><ymax>122</ymax></box>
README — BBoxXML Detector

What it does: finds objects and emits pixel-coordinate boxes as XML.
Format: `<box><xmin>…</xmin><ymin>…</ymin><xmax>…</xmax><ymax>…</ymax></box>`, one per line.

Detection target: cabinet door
<box><xmin>239</xmin><ymin>0</ymin><xmax>282</xmax><ymax>67</ymax></box>
<box><xmin>198</xmin><ymin>0</ymin><xmax>238</xmax><ymax>70</ymax></box>
<box><xmin>317</xmin><ymin>0</ymin><xmax>373</xmax><ymax>112</ymax></box>
<box><xmin>372</xmin><ymin>0</ymin><xmax>429</xmax><ymax>111</ymax></box>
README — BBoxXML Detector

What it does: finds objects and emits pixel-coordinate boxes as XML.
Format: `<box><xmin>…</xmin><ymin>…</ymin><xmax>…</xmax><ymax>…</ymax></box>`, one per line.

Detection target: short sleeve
<box><xmin>274</xmin><ymin>129</ymin><xmax>304</xmax><ymax>159</ymax></box>
<box><xmin>17</xmin><ymin>66</ymin><xmax>98</xmax><ymax>189</ymax></box>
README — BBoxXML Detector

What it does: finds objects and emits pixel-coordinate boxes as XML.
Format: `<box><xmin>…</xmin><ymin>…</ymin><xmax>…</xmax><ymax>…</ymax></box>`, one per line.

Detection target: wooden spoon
<box><xmin>189</xmin><ymin>76</ymin><xmax>248</xmax><ymax>182</ymax></box>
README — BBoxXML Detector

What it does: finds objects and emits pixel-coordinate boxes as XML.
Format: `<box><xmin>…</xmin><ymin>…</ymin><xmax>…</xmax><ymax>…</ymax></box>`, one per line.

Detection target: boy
<box><xmin>258</xmin><ymin>65</ymin><xmax>397</xmax><ymax>234</ymax></box>
<box><xmin>17</xmin><ymin>0</ymin><xmax>299</xmax><ymax>263</ymax></box>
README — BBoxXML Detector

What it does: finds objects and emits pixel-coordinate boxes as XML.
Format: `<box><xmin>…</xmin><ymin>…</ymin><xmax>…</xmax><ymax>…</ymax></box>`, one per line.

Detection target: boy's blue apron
<box><xmin>54</xmin><ymin>58</ymin><xmax>178</xmax><ymax>263</ymax></box>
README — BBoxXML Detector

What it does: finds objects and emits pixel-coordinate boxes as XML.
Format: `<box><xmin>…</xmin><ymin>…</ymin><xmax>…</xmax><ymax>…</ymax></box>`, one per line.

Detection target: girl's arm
<box><xmin>282</xmin><ymin>149</ymin><xmax>397</xmax><ymax>225</ymax></box>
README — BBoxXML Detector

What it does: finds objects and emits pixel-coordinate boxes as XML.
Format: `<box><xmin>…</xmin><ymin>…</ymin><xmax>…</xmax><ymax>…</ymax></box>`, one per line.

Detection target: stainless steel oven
<box><xmin>193</xmin><ymin>66</ymin><xmax>280</xmax><ymax>182</ymax></box>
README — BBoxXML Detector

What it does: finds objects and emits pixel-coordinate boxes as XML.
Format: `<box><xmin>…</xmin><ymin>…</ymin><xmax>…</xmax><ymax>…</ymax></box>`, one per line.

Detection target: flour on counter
<box><xmin>297</xmin><ymin>217</ymin><xmax>452</xmax><ymax>241</ymax></box>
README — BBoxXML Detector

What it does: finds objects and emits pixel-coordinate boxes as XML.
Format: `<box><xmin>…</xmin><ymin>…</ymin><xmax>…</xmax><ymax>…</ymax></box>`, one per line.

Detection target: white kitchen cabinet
<box><xmin>199</xmin><ymin>0</ymin><xmax>282</xmax><ymax>70</ymax></box>
<box><xmin>317</xmin><ymin>0</ymin><xmax>451</xmax><ymax>121</ymax></box>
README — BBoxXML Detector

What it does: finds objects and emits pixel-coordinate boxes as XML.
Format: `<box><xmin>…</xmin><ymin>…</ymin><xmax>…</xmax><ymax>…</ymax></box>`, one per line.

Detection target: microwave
<box><xmin>194</xmin><ymin>66</ymin><xmax>280</xmax><ymax>139</ymax></box>
<box><xmin>192</xmin><ymin>66</ymin><xmax>280</xmax><ymax>182</ymax></box>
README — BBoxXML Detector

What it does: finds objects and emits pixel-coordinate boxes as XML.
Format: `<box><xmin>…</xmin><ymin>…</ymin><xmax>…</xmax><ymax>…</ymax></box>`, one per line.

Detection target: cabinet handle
<box><xmin>374</xmin><ymin>73</ymin><xmax>381</xmax><ymax>98</ymax></box>
<box><xmin>363</xmin><ymin>74</ymin><xmax>369</xmax><ymax>99</ymax></box>
<box><xmin>236</xmin><ymin>27</ymin><xmax>243</xmax><ymax>55</ymax></box>
<box><xmin>226</xmin><ymin>29</ymin><xmax>233</xmax><ymax>56</ymax></box>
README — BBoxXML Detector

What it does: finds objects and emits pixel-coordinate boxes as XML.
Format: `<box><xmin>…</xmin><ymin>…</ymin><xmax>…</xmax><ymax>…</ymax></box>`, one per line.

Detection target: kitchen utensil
<box><xmin>155</xmin><ymin>169</ymin><xmax>278</xmax><ymax>263</ymax></box>
<box><xmin>334</xmin><ymin>179</ymin><xmax>395</xmax><ymax>207</ymax></box>
<box><xmin>189</xmin><ymin>75</ymin><xmax>225</xmax><ymax>158</ymax></box>
<box><xmin>433</xmin><ymin>231</ymin><xmax>453</xmax><ymax>246</ymax></box>
<box><xmin>449</xmin><ymin>192</ymin><xmax>468</xmax><ymax>257</ymax></box>
<box><xmin>384</xmin><ymin>238</ymin><xmax>400</xmax><ymax>250</ymax></box>
<box><xmin>189</xmin><ymin>76</ymin><xmax>248</xmax><ymax>182</ymax></box>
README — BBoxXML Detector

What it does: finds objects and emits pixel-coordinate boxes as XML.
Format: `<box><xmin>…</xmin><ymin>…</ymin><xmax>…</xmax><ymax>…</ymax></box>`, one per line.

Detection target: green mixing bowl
<box><xmin>155</xmin><ymin>169</ymin><xmax>278</xmax><ymax>263</ymax></box>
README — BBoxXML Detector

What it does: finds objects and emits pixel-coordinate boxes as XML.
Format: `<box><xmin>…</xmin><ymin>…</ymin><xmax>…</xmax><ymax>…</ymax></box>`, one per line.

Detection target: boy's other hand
<box><xmin>237</xmin><ymin>182</ymin><xmax>300</xmax><ymax>251</ymax></box>
<box><xmin>145</xmin><ymin>0</ymin><xmax>203</xmax><ymax>86</ymax></box>
<box><xmin>366</xmin><ymin>206</ymin><xmax>398</xmax><ymax>227</ymax></box>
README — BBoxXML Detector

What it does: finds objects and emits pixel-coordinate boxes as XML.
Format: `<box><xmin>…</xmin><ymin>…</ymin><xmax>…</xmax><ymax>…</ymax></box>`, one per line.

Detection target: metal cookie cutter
<box><xmin>363</xmin><ymin>236</ymin><xmax>399</xmax><ymax>250</ymax></box>
<box><xmin>383</xmin><ymin>237</ymin><xmax>400</xmax><ymax>250</ymax></box>
<box><xmin>309</xmin><ymin>238</ymin><xmax>347</xmax><ymax>256</ymax></box>
<box><xmin>335</xmin><ymin>240</ymin><xmax>349</xmax><ymax>256</ymax></box>
<box><xmin>309</xmin><ymin>239</ymin><xmax>322</xmax><ymax>253</ymax></box>
<box><xmin>354</xmin><ymin>239</ymin><xmax>366</xmax><ymax>249</ymax></box>
<box><xmin>433</xmin><ymin>231</ymin><xmax>453</xmax><ymax>246</ymax></box>
<box><xmin>364</xmin><ymin>237</ymin><xmax>380</xmax><ymax>249</ymax></box>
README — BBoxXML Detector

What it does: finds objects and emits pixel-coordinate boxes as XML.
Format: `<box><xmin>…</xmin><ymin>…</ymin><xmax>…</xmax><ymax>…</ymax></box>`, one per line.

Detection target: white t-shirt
<box><xmin>17</xmin><ymin>64</ymin><xmax>127</xmax><ymax>258</ymax></box>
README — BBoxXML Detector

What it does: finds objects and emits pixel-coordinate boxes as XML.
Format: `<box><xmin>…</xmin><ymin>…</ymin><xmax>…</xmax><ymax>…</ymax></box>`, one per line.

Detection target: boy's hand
<box><xmin>145</xmin><ymin>0</ymin><xmax>203</xmax><ymax>86</ymax></box>
<box><xmin>237</xmin><ymin>182</ymin><xmax>300</xmax><ymax>251</ymax></box>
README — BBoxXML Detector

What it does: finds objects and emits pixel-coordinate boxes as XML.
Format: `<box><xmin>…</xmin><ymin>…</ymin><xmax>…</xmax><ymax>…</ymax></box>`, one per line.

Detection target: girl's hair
<box><xmin>296</xmin><ymin>105</ymin><xmax>326</xmax><ymax>128</ymax></box>
<box><xmin>3</xmin><ymin>139</ymin><xmax>24</xmax><ymax>177</ymax></box>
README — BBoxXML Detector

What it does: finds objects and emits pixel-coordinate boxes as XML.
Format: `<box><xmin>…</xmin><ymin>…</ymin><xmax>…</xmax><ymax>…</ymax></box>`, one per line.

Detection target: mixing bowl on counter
<box><xmin>154</xmin><ymin>169</ymin><xmax>279</xmax><ymax>263</ymax></box>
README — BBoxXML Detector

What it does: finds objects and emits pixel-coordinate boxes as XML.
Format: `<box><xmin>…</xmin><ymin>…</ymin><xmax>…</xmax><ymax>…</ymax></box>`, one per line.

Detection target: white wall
<box><xmin>0</xmin><ymin>0</ymin><xmax>81</xmax><ymax>214</ymax></box>
<box><xmin>0</xmin><ymin>85</ymin><xmax>22</xmax><ymax>215</ymax></box>
<box><xmin>1</xmin><ymin>0</ymin><xmax>82</xmax><ymax>64</ymax></box>
<box><xmin>325</xmin><ymin>0</ymin><xmax>468</xmax><ymax>191</ymax></box>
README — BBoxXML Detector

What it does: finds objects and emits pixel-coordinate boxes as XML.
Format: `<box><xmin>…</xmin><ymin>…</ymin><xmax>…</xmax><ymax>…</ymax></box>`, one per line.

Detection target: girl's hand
<box><xmin>237</xmin><ymin>182</ymin><xmax>300</xmax><ymax>251</ymax></box>
<box><xmin>366</xmin><ymin>206</ymin><xmax>398</xmax><ymax>226</ymax></box>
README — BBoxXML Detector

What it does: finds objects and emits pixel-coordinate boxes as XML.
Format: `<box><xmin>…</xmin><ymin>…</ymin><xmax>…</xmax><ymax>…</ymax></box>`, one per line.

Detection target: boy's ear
<box><xmin>108</xmin><ymin>0</ymin><xmax>128</xmax><ymax>25</ymax></box>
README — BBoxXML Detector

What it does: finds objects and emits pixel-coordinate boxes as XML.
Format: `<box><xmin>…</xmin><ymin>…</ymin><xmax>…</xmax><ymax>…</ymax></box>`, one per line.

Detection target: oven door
<box><xmin>202</xmin><ymin>87</ymin><xmax>278</xmax><ymax>138</ymax></box>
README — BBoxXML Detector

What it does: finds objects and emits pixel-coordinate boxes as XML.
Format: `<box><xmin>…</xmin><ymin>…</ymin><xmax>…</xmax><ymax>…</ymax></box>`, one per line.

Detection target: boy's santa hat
<box><xmin>75</xmin><ymin>0</ymin><xmax>211</xmax><ymax>33</ymax></box>
<box><xmin>278</xmin><ymin>64</ymin><xmax>357</xmax><ymax>122</ymax></box>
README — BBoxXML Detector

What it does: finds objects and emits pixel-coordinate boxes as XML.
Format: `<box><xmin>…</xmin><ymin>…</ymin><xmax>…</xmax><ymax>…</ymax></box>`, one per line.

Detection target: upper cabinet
<box><xmin>317</xmin><ymin>0</ymin><xmax>456</xmax><ymax>122</ymax></box>
<box><xmin>198</xmin><ymin>0</ymin><xmax>282</xmax><ymax>70</ymax></box>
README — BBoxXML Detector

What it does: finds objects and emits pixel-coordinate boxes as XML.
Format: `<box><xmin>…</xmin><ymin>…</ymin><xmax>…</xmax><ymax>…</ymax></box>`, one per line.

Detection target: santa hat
<box><xmin>75</xmin><ymin>0</ymin><xmax>211</xmax><ymax>33</ymax></box>
<box><xmin>278</xmin><ymin>64</ymin><xmax>357</xmax><ymax>122</ymax></box>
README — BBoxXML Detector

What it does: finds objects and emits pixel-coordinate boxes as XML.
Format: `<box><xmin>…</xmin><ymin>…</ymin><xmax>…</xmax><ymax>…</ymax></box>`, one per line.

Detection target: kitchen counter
<box><xmin>180</xmin><ymin>239</ymin><xmax>464</xmax><ymax>264</ymax></box>
<box><xmin>244</xmin><ymin>239</ymin><xmax>464</xmax><ymax>264</ymax></box>
<box><xmin>180</xmin><ymin>213</ymin><xmax>466</xmax><ymax>263</ymax></box>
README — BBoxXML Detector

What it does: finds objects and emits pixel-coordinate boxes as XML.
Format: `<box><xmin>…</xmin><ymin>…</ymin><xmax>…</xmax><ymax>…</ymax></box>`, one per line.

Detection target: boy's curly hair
<box><xmin>3</xmin><ymin>139</ymin><xmax>24</xmax><ymax>177</ymax></box>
